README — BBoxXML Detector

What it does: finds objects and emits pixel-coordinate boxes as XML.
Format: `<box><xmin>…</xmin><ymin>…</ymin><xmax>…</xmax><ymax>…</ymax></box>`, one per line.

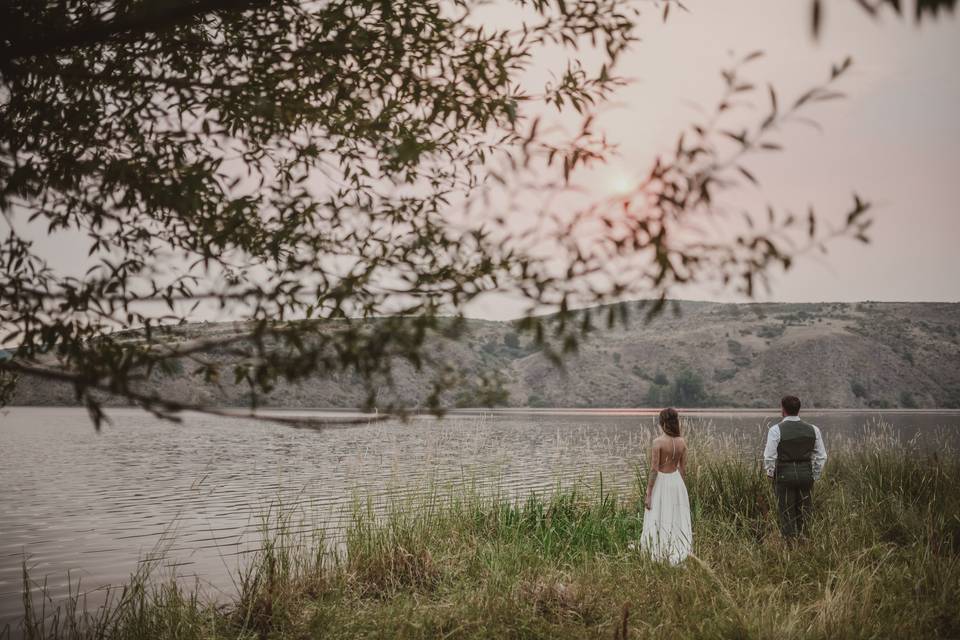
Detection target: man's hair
<box><xmin>781</xmin><ymin>395</ymin><xmax>801</xmax><ymax>416</ymax></box>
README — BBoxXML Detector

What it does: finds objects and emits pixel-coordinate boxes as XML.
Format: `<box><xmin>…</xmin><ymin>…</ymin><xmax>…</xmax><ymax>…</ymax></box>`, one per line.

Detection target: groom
<box><xmin>763</xmin><ymin>395</ymin><xmax>828</xmax><ymax>538</ymax></box>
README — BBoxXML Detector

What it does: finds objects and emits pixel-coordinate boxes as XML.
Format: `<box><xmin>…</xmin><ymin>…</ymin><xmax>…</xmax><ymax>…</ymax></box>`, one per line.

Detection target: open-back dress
<box><xmin>640</xmin><ymin>436</ymin><xmax>692</xmax><ymax>565</ymax></box>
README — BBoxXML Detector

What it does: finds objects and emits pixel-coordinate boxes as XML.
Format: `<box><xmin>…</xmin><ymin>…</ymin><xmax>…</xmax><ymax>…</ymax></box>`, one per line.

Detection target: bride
<box><xmin>640</xmin><ymin>407</ymin><xmax>692</xmax><ymax>564</ymax></box>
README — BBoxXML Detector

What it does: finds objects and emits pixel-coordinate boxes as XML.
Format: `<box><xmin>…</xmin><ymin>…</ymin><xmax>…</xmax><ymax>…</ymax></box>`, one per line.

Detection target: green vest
<box><xmin>776</xmin><ymin>418</ymin><xmax>816</xmax><ymax>484</ymax></box>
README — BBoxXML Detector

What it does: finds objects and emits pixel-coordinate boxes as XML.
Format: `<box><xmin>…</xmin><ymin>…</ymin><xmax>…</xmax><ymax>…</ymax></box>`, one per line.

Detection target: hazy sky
<box><xmin>466</xmin><ymin>0</ymin><xmax>960</xmax><ymax>319</ymax></box>
<box><xmin>15</xmin><ymin>0</ymin><xmax>959</xmax><ymax>324</ymax></box>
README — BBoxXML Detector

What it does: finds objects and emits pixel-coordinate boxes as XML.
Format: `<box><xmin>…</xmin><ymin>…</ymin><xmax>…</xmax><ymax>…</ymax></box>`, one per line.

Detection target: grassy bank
<box><xmin>14</xmin><ymin>429</ymin><xmax>960</xmax><ymax>640</ymax></box>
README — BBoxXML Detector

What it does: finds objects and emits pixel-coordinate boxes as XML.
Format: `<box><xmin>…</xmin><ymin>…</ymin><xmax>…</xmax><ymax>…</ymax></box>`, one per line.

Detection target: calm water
<box><xmin>1</xmin><ymin>406</ymin><xmax>958</xmax><ymax>632</ymax></box>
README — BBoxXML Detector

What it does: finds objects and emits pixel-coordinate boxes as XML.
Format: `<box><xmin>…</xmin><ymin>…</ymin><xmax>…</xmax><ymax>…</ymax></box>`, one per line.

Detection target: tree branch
<box><xmin>4</xmin><ymin>0</ymin><xmax>269</xmax><ymax>61</ymax></box>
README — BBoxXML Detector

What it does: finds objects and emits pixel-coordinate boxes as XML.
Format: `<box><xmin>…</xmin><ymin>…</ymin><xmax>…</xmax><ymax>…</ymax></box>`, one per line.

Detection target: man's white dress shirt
<box><xmin>762</xmin><ymin>415</ymin><xmax>828</xmax><ymax>480</ymax></box>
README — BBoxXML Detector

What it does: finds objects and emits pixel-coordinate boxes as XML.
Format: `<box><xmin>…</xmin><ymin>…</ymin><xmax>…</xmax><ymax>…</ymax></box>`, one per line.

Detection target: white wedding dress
<box><xmin>640</xmin><ymin>442</ymin><xmax>692</xmax><ymax>565</ymax></box>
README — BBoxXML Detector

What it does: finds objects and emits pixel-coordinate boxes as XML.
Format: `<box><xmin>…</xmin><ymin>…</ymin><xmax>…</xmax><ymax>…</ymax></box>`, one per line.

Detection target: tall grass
<box><xmin>10</xmin><ymin>427</ymin><xmax>960</xmax><ymax>639</ymax></box>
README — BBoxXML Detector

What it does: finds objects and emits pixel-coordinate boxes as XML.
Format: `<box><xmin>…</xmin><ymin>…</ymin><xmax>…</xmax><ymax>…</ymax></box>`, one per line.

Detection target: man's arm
<box><xmin>811</xmin><ymin>425</ymin><xmax>828</xmax><ymax>480</ymax></box>
<box><xmin>763</xmin><ymin>424</ymin><xmax>780</xmax><ymax>480</ymax></box>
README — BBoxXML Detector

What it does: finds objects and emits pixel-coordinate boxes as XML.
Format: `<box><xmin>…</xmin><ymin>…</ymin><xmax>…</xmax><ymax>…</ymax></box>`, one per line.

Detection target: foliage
<box><xmin>942</xmin><ymin>387</ymin><xmax>960</xmax><ymax>409</ymax></box>
<box><xmin>454</xmin><ymin>370</ymin><xmax>510</xmax><ymax>408</ymax></box>
<box><xmin>526</xmin><ymin>392</ymin><xmax>548</xmax><ymax>408</ymax></box>
<box><xmin>851</xmin><ymin>380</ymin><xmax>868</xmax><ymax>399</ymax></box>
<box><xmin>713</xmin><ymin>367</ymin><xmax>737</xmax><ymax>383</ymax></box>
<box><xmin>647</xmin><ymin>368</ymin><xmax>709</xmax><ymax>407</ymax></box>
<box><xmin>644</xmin><ymin>385</ymin><xmax>663</xmax><ymax>407</ymax></box>
<box><xmin>809</xmin><ymin>0</ymin><xmax>957</xmax><ymax>38</ymax></box>
<box><xmin>899</xmin><ymin>390</ymin><xmax>919</xmax><ymax>409</ymax></box>
<box><xmin>667</xmin><ymin>368</ymin><xmax>708</xmax><ymax>407</ymax></box>
<box><xmin>731</xmin><ymin>354</ymin><xmax>752</xmax><ymax>368</ymax></box>
<box><xmin>755</xmin><ymin>324</ymin><xmax>785</xmax><ymax>339</ymax></box>
<box><xmin>0</xmin><ymin>0</ymin><xmax>880</xmax><ymax>425</ymax></box>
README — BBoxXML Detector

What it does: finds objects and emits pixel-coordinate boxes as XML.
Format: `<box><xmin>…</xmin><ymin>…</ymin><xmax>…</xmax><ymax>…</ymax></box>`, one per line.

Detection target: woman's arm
<box><xmin>678</xmin><ymin>444</ymin><xmax>687</xmax><ymax>482</ymax></box>
<box><xmin>645</xmin><ymin>443</ymin><xmax>659</xmax><ymax>510</ymax></box>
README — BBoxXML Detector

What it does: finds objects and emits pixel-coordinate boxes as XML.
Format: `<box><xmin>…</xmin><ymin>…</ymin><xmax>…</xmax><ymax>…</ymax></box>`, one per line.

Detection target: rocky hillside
<box><xmin>9</xmin><ymin>301</ymin><xmax>960</xmax><ymax>409</ymax></box>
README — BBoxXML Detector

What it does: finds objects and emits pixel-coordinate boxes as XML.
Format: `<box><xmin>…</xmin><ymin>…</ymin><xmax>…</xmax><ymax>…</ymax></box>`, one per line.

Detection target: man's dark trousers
<box><xmin>775</xmin><ymin>476</ymin><xmax>813</xmax><ymax>538</ymax></box>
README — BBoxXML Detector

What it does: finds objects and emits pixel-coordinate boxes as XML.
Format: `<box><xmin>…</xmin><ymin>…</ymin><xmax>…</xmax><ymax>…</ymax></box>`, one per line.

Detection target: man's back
<box><xmin>764</xmin><ymin>395</ymin><xmax>829</xmax><ymax>538</ymax></box>
<box><xmin>774</xmin><ymin>417</ymin><xmax>818</xmax><ymax>484</ymax></box>
<box><xmin>763</xmin><ymin>416</ymin><xmax>827</xmax><ymax>482</ymax></box>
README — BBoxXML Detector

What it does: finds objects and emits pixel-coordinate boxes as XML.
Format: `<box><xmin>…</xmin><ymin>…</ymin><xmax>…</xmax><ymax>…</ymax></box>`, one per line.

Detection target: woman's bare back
<box><xmin>652</xmin><ymin>435</ymin><xmax>687</xmax><ymax>473</ymax></box>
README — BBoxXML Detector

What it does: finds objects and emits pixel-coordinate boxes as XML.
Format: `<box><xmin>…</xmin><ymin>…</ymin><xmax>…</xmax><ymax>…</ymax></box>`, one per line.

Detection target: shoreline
<box><xmin>6</xmin><ymin>405</ymin><xmax>960</xmax><ymax>415</ymax></box>
<box><xmin>7</xmin><ymin>437</ymin><xmax>959</xmax><ymax>639</ymax></box>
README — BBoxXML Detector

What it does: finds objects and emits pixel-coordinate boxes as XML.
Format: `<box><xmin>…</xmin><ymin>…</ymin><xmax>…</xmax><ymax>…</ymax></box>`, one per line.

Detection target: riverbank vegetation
<box><xmin>13</xmin><ymin>429</ymin><xmax>959</xmax><ymax>639</ymax></box>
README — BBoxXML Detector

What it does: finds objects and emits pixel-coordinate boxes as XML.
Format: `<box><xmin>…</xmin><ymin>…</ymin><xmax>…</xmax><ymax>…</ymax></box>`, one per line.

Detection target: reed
<box><xmin>9</xmin><ymin>427</ymin><xmax>959</xmax><ymax>639</ymax></box>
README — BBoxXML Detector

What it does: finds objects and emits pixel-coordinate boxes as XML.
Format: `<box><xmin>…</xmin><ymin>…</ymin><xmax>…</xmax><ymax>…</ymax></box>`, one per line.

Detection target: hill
<box><xmin>9</xmin><ymin>301</ymin><xmax>960</xmax><ymax>409</ymax></box>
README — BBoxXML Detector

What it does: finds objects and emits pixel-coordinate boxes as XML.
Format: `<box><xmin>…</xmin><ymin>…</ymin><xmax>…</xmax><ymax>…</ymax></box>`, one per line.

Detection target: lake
<box><xmin>2</xmin><ymin>406</ymin><xmax>958</xmax><ymax>632</ymax></box>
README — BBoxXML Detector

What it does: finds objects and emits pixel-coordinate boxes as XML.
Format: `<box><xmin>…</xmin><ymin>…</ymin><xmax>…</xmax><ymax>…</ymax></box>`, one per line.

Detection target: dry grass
<box><xmin>9</xmin><ymin>426</ymin><xmax>960</xmax><ymax>639</ymax></box>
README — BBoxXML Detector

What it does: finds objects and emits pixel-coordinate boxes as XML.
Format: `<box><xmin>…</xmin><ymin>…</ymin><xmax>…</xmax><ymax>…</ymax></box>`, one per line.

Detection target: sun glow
<box><xmin>606</xmin><ymin>170</ymin><xmax>637</xmax><ymax>197</ymax></box>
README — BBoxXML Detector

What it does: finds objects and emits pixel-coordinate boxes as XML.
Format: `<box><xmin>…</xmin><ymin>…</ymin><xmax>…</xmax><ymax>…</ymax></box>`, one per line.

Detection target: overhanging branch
<box><xmin>3</xmin><ymin>0</ymin><xmax>269</xmax><ymax>61</ymax></box>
